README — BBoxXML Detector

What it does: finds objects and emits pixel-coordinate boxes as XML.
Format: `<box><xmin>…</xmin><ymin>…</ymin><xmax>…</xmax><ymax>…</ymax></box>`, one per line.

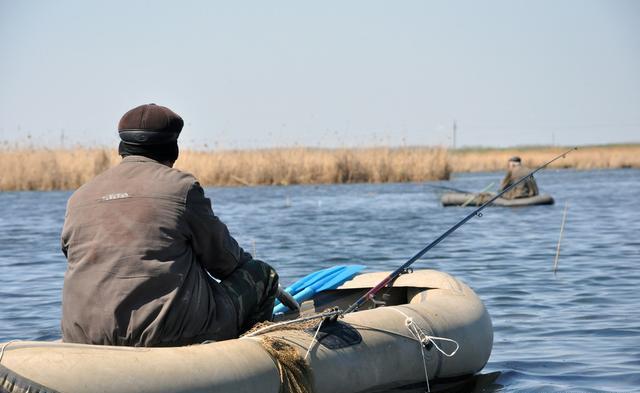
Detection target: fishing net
<box><xmin>242</xmin><ymin>309</ymin><xmax>343</xmax><ymax>393</ymax></box>
<box><xmin>242</xmin><ymin>311</ymin><xmax>333</xmax><ymax>393</ymax></box>
<box><xmin>259</xmin><ymin>336</ymin><xmax>314</xmax><ymax>393</ymax></box>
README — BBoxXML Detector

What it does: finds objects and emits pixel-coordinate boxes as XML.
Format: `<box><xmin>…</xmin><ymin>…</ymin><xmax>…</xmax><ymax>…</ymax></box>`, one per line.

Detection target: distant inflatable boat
<box><xmin>0</xmin><ymin>269</ymin><xmax>492</xmax><ymax>393</ymax></box>
<box><xmin>441</xmin><ymin>192</ymin><xmax>554</xmax><ymax>207</ymax></box>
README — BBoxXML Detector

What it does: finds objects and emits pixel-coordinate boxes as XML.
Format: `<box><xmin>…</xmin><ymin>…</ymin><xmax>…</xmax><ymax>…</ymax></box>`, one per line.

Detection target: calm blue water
<box><xmin>1</xmin><ymin>169</ymin><xmax>639</xmax><ymax>392</ymax></box>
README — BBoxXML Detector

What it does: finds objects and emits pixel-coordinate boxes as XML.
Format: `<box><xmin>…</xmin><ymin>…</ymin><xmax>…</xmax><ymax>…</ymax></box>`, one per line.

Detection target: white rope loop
<box><xmin>390</xmin><ymin>308</ymin><xmax>460</xmax><ymax>393</ymax></box>
<box><xmin>0</xmin><ymin>340</ymin><xmax>18</xmax><ymax>364</ymax></box>
<box><xmin>404</xmin><ymin>317</ymin><xmax>459</xmax><ymax>358</ymax></box>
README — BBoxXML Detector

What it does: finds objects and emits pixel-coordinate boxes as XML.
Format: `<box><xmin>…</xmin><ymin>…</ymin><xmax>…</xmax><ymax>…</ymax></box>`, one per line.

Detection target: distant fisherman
<box><xmin>499</xmin><ymin>156</ymin><xmax>539</xmax><ymax>199</ymax></box>
<box><xmin>61</xmin><ymin>103</ymin><xmax>279</xmax><ymax>347</ymax></box>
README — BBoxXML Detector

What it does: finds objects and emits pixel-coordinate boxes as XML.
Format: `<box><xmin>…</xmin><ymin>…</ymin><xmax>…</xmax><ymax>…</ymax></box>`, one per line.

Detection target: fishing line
<box><xmin>241</xmin><ymin>309</ymin><xmax>341</xmax><ymax>338</ymax></box>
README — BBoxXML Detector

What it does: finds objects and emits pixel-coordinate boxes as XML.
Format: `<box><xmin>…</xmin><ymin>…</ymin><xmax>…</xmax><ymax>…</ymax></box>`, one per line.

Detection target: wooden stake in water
<box><xmin>553</xmin><ymin>202</ymin><xmax>569</xmax><ymax>275</ymax></box>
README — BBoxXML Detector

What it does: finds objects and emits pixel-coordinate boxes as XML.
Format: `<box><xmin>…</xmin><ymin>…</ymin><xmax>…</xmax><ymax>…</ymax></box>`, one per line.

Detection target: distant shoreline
<box><xmin>449</xmin><ymin>144</ymin><xmax>640</xmax><ymax>173</ymax></box>
<box><xmin>1</xmin><ymin>144</ymin><xmax>638</xmax><ymax>191</ymax></box>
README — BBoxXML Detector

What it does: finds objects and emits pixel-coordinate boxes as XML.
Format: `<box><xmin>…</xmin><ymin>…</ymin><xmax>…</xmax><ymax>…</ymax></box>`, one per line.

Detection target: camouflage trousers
<box><xmin>220</xmin><ymin>259</ymin><xmax>279</xmax><ymax>334</ymax></box>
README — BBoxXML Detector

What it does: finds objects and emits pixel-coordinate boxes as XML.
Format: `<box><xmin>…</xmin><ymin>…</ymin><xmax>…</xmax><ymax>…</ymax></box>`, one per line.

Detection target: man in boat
<box><xmin>60</xmin><ymin>103</ymin><xmax>279</xmax><ymax>347</ymax></box>
<box><xmin>499</xmin><ymin>156</ymin><xmax>539</xmax><ymax>199</ymax></box>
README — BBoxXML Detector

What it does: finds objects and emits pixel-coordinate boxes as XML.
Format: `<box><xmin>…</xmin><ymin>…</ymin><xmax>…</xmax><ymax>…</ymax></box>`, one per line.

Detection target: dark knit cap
<box><xmin>508</xmin><ymin>156</ymin><xmax>522</xmax><ymax>163</ymax></box>
<box><xmin>117</xmin><ymin>104</ymin><xmax>183</xmax><ymax>162</ymax></box>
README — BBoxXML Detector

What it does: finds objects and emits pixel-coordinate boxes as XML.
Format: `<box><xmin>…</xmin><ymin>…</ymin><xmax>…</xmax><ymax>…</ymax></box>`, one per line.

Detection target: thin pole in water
<box><xmin>553</xmin><ymin>202</ymin><xmax>569</xmax><ymax>275</ymax></box>
<box><xmin>338</xmin><ymin>147</ymin><xmax>578</xmax><ymax>317</ymax></box>
<box><xmin>252</xmin><ymin>239</ymin><xmax>257</xmax><ymax>259</ymax></box>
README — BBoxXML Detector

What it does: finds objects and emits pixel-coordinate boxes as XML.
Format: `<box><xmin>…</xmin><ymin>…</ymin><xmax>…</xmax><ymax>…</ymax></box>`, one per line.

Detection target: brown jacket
<box><xmin>500</xmin><ymin>165</ymin><xmax>539</xmax><ymax>199</ymax></box>
<box><xmin>61</xmin><ymin>155</ymin><xmax>251</xmax><ymax>347</ymax></box>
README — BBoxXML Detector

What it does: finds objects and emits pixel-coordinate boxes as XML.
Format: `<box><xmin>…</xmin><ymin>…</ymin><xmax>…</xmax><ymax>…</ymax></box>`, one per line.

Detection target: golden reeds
<box><xmin>0</xmin><ymin>144</ymin><xmax>637</xmax><ymax>191</ymax></box>
<box><xmin>179</xmin><ymin>147</ymin><xmax>450</xmax><ymax>186</ymax></box>
<box><xmin>0</xmin><ymin>147</ymin><xmax>450</xmax><ymax>191</ymax></box>
<box><xmin>0</xmin><ymin>148</ymin><xmax>120</xmax><ymax>191</ymax></box>
<box><xmin>449</xmin><ymin>144</ymin><xmax>640</xmax><ymax>172</ymax></box>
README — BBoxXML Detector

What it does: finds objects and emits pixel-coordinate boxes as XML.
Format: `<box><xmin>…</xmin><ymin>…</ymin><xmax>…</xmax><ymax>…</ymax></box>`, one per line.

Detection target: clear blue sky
<box><xmin>1</xmin><ymin>0</ymin><xmax>638</xmax><ymax>149</ymax></box>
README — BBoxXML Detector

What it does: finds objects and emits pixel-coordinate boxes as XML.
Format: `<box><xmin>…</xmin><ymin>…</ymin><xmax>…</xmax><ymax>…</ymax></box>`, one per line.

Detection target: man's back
<box><xmin>61</xmin><ymin>155</ymin><xmax>238</xmax><ymax>346</ymax></box>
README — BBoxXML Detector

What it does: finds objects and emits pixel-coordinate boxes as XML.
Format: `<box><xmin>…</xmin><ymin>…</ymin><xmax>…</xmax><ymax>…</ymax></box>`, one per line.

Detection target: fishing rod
<box><xmin>338</xmin><ymin>147</ymin><xmax>577</xmax><ymax>317</ymax></box>
<box><xmin>425</xmin><ymin>184</ymin><xmax>470</xmax><ymax>194</ymax></box>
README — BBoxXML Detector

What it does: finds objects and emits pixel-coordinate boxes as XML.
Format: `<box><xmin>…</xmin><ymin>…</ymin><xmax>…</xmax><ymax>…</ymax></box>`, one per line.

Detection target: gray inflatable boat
<box><xmin>441</xmin><ymin>192</ymin><xmax>554</xmax><ymax>207</ymax></box>
<box><xmin>0</xmin><ymin>269</ymin><xmax>492</xmax><ymax>393</ymax></box>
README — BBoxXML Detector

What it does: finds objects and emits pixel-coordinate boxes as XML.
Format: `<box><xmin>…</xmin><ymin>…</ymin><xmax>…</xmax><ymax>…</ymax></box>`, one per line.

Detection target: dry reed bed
<box><xmin>0</xmin><ymin>149</ymin><xmax>119</xmax><ymax>191</ymax></box>
<box><xmin>179</xmin><ymin>147</ymin><xmax>450</xmax><ymax>186</ymax></box>
<box><xmin>1</xmin><ymin>145</ymin><xmax>637</xmax><ymax>191</ymax></box>
<box><xmin>0</xmin><ymin>147</ymin><xmax>450</xmax><ymax>191</ymax></box>
<box><xmin>449</xmin><ymin>145</ymin><xmax>640</xmax><ymax>173</ymax></box>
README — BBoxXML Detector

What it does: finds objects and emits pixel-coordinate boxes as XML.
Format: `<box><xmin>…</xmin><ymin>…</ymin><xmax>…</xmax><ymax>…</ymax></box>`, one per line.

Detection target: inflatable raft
<box><xmin>441</xmin><ymin>192</ymin><xmax>554</xmax><ymax>207</ymax></box>
<box><xmin>0</xmin><ymin>269</ymin><xmax>492</xmax><ymax>393</ymax></box>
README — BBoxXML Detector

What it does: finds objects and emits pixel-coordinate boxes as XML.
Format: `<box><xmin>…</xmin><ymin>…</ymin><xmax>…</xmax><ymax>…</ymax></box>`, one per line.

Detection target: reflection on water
<box><xmin>1</xmin><ymin>169</ymin><xmax>639</xmax><ymax>392</ymax></box>
<box><xmin>370</xmin><ymin>372</ymin><xmax>503</xmax><ymax>393</ymax></box>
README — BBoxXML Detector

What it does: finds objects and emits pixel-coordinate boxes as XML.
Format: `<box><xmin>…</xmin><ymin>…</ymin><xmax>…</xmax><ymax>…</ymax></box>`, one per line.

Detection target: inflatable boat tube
<box><xmin>0</xmin><ymin>269</ymin><xmax>493</xmax><ymax>393</ymax></box>
<box><xmin>441</xmin><ymin>192</ymin><xmax>554</xmax><ymax>207</ymax></box>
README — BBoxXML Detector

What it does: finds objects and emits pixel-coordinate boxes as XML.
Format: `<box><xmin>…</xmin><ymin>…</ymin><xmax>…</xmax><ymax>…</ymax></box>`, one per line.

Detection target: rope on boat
<box><xmin>388</xmin><ymin>308</ymin><xmax>460</xmax><ymax>393</ymax></box>
<box><xmin>303</xmin><ymin>318</ymin><xmax>324</xmax><ymax>361</ymax></box>
<box><xmin>0</xmin><ymin>340</ymin><xmax>18</xmax><ymax>364</ymax></box>
<box><xmin>260</xmin><ymin>336</ymin><xmax>314</xmax><ymax>393</ymax></box>
<box><xmin>241</xmin><ymin>312</ymin><xmax>339</xmax><ymax>393</ymax></box>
